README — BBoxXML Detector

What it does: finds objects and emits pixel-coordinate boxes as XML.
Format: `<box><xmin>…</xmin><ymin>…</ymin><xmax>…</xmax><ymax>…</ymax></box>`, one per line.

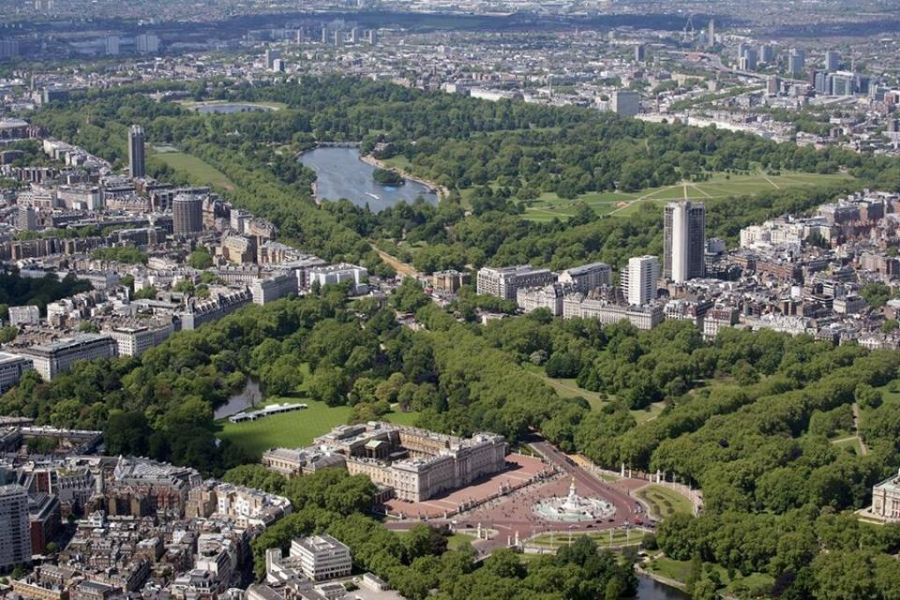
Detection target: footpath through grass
<box><xmin>519</xmin><ymin>171</ymin><xmax>854</xmax><ymax>222</ymax></box>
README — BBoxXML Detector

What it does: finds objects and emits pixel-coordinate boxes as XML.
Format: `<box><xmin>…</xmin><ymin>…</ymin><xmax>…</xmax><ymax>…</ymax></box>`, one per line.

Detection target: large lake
<box><xmin>299</xmin><ymin>147</ymin><xmax>438</xmax><ymax>212</ymax></box>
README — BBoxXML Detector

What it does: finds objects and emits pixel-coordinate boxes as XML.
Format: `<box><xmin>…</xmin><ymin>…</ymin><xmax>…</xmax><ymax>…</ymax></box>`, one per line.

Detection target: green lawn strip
<box><xmin>152</xmin><ymin>151</ymin><xmax>236</xmax><ymax>191</ymax></box>
<box><xmin>530</xmin><ymin>529</ymin><xmax>646</xmax><ymax>549</ymax></box>
<box><xmin>447</xmin><ymin>533</ymin><xmax>476</xmax><ymax>550</ymax></box>
<box><xmin>635</xmin><ymin>484</ymin><xmax>693</xmax><ymax>519</ymax></box>
<box><xmin>521</xmin><ymin>363</ymin><xmax>607</xmax><ymax>410</ymax></box>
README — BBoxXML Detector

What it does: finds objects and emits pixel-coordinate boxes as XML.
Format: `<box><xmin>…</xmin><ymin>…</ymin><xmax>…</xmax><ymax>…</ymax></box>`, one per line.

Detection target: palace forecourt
<box><xmin>262</xmin><ymin>422</ymin><xmax>551</xmax><ymax>518</ymax></box>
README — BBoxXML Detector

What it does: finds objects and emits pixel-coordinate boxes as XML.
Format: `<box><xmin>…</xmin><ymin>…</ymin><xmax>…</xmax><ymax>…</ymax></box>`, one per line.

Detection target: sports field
<box><xmin>521</xmin><ymin>171</ymin><xmax>854</xmax><ymax>222</ymax></box>
<box><xmin>152</xmin><ymin>150</ymin><xmax>236</xmax><ymax>191</ymax></box>
<box><xmin>216</xmin><ymin>398</ymin><xmax>420</xmax><ymax>458</ymax></box>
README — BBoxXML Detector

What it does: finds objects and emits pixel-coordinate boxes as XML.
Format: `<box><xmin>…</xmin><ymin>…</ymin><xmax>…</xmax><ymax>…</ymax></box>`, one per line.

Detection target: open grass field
<box><xmin>635</xmin><ymin>484</ymin><xmax>694</xmax><ymax>519</ymax></box>
<box><xmin>152</xmin><ymin>150</ymin><xmax>236</xmax><ymax>191</ymax></box>
<box><xmin>519</xmin><ymin>171</ymin><xmax>854</xmax><ymax>222</ymax></box>
<box><xmin>216</xmin><ymin>398</ymin><xmax>419</xmax><ymax>459</ymax></box>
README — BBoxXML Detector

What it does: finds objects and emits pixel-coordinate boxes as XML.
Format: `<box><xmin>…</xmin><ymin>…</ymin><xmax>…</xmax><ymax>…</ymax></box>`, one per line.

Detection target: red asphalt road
<box><xmin>385</xmin><ymin>439</ymin><xmax>643</xmax><ymax>554</ymax></box>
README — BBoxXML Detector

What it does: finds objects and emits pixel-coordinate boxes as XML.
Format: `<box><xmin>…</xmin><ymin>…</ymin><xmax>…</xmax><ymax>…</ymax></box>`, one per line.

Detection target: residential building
<box><xmin>250</xmin><ymin>273</ymin><xmax>298</xmax><ymax>305</ymax></box>
<box><xmin>28</xmin><ymin>493</ymin><xmax>60</xmax><ymax>554</ymax></box>
<box><xmin>105</xmin><ymin>321</ymin><xmax>174</xmax><ymax>357</ymax></box>
<box><xmin>430</xmin><ymin>270</ymin><xmax>469</xmax><ymax>293</ymax></box>
<box><xmin>9</xmin><ymin>305</ymin><xmax>41</xmax><ymax>326</ymax></box>
<box><xmin>135</xmin><ymin>33</ymin><xmax>160</xmax><ymax>54</ymax></box>
<box><xmin>264</xmin><ymin>49</ymin><xmax>281</xmax><ymax>70</ymax></box>
<box><xmin>221</xmin><ymin>234</ymin><xmax>257</xmax><ymax>264</ymax></box>
<box><xmin>476</xmin><ymin>265</ymin><xmax>556</xmax><ymax>300</ymax></box>
<box><xmin>172</xmin><ymin>194</ymin><xmax>203</xmax><ymax>235</ymax></box>
<box><xmin>178</xmin><ymin>289</ymin><xmax>252</xmax><ymax>331</ymax></box>
<box><xmin>788</xmin><ymin>48</ymin><xmax>806</xmax><ymax>77</ymax></box>
<box><xmin>664</xmin><ymin>201</ymin><xmax>706</xmax><ymax>282</ymax></box>
<box><xmin>610</xmin><ymin>90</ymin><xmax>640</xmax><ymax>117</ymax></box>
<box><xmin>622</xmin><ymin>255</ymin><xmax>660</xmax><ymax>306</ymax></box>
<box><xmin>128</xmin><ymin>125</ymin><xmax>145</xmax><ymax>179</ymax></box>
<box><xmin>16</xmin><ymin>334</ymin><xmax>118</xmax><ymax>381</ymax></box>
<box><xmin>562</xmin><ymin>293</ymin><xmax>664</xmax><ymax>330</ymax></box>
<box><xmin>516</xmin><ymin>283</ymin><xmax>566</xmax><ymax>316</ymax></box>
<box><xmin>0</xmin><ymin>484</ymin><xmax>32</xmax><ymax>569</ymax></box>
<box><xmin>291</xmin><ymin>535</ymin><xmax>351</xmax><ymax>582</ymax></box>
<box><xmin>558</xmin><ymin>262</ymin><xmax>611</xmax><ymax>293</ymax></box>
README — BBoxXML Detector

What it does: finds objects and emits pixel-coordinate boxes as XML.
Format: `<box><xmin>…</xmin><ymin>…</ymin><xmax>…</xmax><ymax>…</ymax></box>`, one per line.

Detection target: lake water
<box><xmin>299</xmin><ymin>147</ymin><xmax>438</xmax><ymax>212</ymax></box>
<box><xmin>194</xmin><ymin>103</ymin><xmax>275</xmax><ymax>114</ymax></box>
<box><xmin>637</xmin><ymin>575</ymin><xmax>690</xmax><ymax>600</ymax></box>
<box><xmin>214</xmin><ymin>379</ymin><xmax>262</xmax><ymax>420</ymax></box>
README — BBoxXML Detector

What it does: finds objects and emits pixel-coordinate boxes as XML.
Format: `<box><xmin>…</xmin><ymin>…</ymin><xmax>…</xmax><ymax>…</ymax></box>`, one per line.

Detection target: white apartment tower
<box><xmin>623</xmin><ymin>255</ymin><xmax>659</xmax><ymax>306</ymax></box>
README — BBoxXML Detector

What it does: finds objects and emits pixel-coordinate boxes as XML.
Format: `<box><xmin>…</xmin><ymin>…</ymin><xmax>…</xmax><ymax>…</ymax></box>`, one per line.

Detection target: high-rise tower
<box><xmin>0</xmin><ymin>485</ymin><xmax>31</xmax><ymax>570</ymax></box>
<box><xmin>664</xmin><ymin>201</ymin><xmax>706</xmax><ymax>283</ymax></box>
<box><xmin>622</xmin><ymin>256</ymin><xmax>660</xmax><ymax>306</ymax></box>
<box><xmin>128</xmin><ymin>124</ymin><xmax>146</xmax><ymax>179</ymax></box>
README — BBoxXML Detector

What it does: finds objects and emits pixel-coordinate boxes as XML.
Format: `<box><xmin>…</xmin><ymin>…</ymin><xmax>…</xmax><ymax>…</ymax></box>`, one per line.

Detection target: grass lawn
<box><xmin>646</xmin><ymin>557</ymin><xmax>773</xmax><ymax>594</ymax></box>
<box><xmin>522</xmin><ymin>363</ymin><xmax>607</xmax><ymax>410</ymax></box>
<box><xmin>635</xmin><ymin>484</ymin><xmax>693</xmax><ymax>519</ymax></box>
<box><xmin>518</xmin><ymin>171</ymin><xmax>854</xmax><ymax>222</ymax></box>
<box><xmin>152</xmin><ymin>151</ymin><xmax>236</xmax><ymax>191</ymax></box>
<box><xmin>530</xmin><ymin>528</ymin><xmax>646</xmax><ymax>549</ymax></box>
<box><xmin>216</xmin><ymin>396</ymin><xmax>419</xmax><ymax>459</ymax></box>
<box><xmin>382</xmin><ymin>155</ymin><xmax>414</xmax><ymax>171</ymax></box>
<box><xmin>216</xmin><ymin>398</ymin><xmax>351</xmax><ymax>459</ymax></box>
<box><xmin>646</xmin><ymin>556</ymin><xmax>695</xmax><ymax>583</ymax></box>
<box><xmin>447</xmin><ymin>533</ymin><xmax>476</xmax><ymax>550</ymax></box>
